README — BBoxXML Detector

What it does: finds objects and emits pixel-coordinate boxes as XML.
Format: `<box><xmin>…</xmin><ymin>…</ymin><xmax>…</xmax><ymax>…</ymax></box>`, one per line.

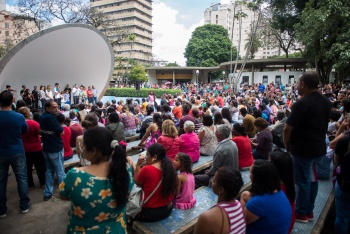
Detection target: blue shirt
<box><xmin>0</xmin><ymin>110</ymin><xmax>28</xmax><ymax>156</ymax></box>
<box><xmin>40</xmin><ymin>112</ymin><xmax>63</xmax><ymax>153</ymax></box>
<box><xmin>246</xmin><ymin>190</ymin><xmax>292</xmax><ymax>234</ymax></box>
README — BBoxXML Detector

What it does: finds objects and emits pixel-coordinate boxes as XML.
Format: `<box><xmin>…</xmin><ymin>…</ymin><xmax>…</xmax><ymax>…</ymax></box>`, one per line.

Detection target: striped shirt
<box><xmin>216</xmin><ymin>201</ymin><xmax>246</xmax><ymax>234</ymax></box>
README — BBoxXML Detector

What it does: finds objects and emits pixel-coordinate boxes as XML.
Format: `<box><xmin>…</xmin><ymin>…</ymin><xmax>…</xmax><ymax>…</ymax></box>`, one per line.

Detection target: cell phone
<box><xmin>155</xmin><ymin>133</ymin><xmax>159</xmax><ymax>140</ymax></box>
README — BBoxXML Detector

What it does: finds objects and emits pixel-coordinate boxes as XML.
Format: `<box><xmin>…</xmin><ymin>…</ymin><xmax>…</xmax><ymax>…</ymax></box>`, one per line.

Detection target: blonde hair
<box><xmin>162</xmin><ymin>119</ymin><xmax>178</xmax><ymax>137</ymax></box>
<box><xmin>184</xmin><ymin>120</ymin><xmax>195</xmax><ymax>132</ymax></box>
<box><xmin>18</xmin><ymin>106</ymin><xmax>31</xmax><ymax>119</ymax></box>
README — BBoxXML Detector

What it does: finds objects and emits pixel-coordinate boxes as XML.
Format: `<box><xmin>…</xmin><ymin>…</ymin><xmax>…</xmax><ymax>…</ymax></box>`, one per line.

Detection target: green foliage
<box><xmin>296</xmin><ymin>0</ymin><xmax>350</xmax><ymax>82</ymax></box>
<box><xmin>245</xmin><ymin>31</ymin><xmax>262</xmax><ymax>59</ymax></box>
<box><xmin>184</xmin><ymin>24</ymin><xmax>237</xmax><ymax>67</ymax></box>
<box><xmin>165</xmin><ymin>62</ymin><xmax>180</xmax><ymax>67</ymax></box>
<box><xmin>105</xmin><ymin>88</ymin><xmax>179</xmax><ymax>97</ymax></box>
<box><xmin>129</xmin><ymin>64</ymin><xmax>148</xmax><ymax>83</ymax></box>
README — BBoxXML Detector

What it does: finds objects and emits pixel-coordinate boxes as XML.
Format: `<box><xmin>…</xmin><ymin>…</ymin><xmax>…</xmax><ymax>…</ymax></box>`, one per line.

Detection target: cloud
<box><xmin>152</xmin><ymin>1</ymin><xmax>203</xmax><ymax>66</ymax></box>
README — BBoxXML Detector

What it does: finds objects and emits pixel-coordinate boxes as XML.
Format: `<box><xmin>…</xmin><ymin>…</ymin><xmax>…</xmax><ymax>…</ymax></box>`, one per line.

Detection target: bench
<box><xmin>292</xmin><ymin>178</ymin><xmax>334</xmax><ymax>234</ymax></box>
<box><xmin>192</xmin><ymin>155</ymin><xmax>213</xmax><ymax>174</ymax></box>
<box><xmin>126</xmin><ymin>134</ymin><xmax>140</xmax><ymax>143</ymax></box>
<box><xmin>63</xmin><ymin>154</ymin><xmax>80</xmax><ymax>169</ymax></box>
<box><xmin>132</xmin><ymin>170</ymin><xmax>251</xmax><ymax>234</ymax></box>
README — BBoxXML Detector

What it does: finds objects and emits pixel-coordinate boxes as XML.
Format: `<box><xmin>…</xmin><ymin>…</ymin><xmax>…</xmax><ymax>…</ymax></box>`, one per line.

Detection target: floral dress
<box><xmin>198</xmin><ymin>125</ymin><xmax>218</xmax><ymax>156</ymax></box>
<box><xmin>59</xmin><ymin>166</ymin><xmax>134</xmax><ymax>234</ymax></box>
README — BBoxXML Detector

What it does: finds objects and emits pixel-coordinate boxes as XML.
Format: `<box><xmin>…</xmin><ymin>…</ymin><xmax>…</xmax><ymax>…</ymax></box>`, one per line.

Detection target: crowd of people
<box><xmin>0</xmin><ymin>71</ymin><xmax>349</xmax><ymax>233</ymax></box>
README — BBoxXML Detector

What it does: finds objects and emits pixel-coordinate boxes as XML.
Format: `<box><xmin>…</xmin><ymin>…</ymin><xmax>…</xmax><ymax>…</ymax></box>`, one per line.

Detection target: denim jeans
<box><xmin>292</xmin><ymin>155</ymin><xmax>323</xmax><ymax>216</ymax></box>
<box><xmin>0</xmin><ymin>153</ymin><xmax>30</xmax><ymax>214</ymax></box>
<box><xmin>43</xmin><ymin>150</ymin><xmax>65</xmax><ymax>197</ymax></box>
<box><xmin>335</xmin><ymin>181</ymin><xmax>350</xmax><ymax>234</ymax></box>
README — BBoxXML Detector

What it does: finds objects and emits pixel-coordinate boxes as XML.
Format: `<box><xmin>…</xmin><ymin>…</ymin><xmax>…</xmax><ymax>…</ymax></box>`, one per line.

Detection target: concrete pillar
<box><xmin>251</xmin><ymin>64</ymin><xmax>255</xmax><ymax>85</ymax></box>
<box><xmin>173</xmin><ymin>70</ymin><xmax>175</xmax><ymax>85</ymax></box>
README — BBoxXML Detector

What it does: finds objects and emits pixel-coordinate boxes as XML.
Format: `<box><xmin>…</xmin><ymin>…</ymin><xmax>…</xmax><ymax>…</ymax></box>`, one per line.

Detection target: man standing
<box><xmin>20</xmin><ymin>85</ymin><xmax>26</xmax><ymax>97</ymax></box>
<box><xmin>71</xmin><ymin>84</ymin><xmax>80</xmax><ymax>105</ymax></box>
<box><xmin>283</xmin><ymin>72</ymin><xmax>331</xmax><ymax>223</ymax></box>
<box><xmin>92</xmin><ymin>85</ymin><xmax>98</xmax><ymax>105</ymax></box>
<box><xmin>40</xmin><ymin>100</ymin><xmax>65</xmax><ymax>201</ymax></box>
<box><xmin>63</xmin><ymin>84</ymin><xmax>72</xmax><ymax>104</ymax></box>
<box><xmin>0</xmin><ymin>91</ymin><xmax>30</xmax><ymax>217</ymax></box>
<box><xmin>32</xmin><ymin>86</ymin><xmax>39</xmax><ymax>109</ymax></box>
<box><xmin>54</xmin><ymin>83</ymin><xmax>61</xmax><ymax>107</ymax></box>
<box><xmin>195</xmin><ymin>124</ymin><xmax>238</xmax><ymax>188</ymax></box>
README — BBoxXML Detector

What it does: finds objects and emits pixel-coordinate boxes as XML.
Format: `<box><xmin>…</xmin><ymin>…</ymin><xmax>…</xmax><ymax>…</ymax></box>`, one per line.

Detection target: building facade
<box><xmin>90</xmin><ymin>0</ymin><xmax>153</xmax><ymax>66</ymax></box>
<box><xmin>204</xmin><ymin>2</ymin><xmax>280</xmax><ymax>59</ymax></box>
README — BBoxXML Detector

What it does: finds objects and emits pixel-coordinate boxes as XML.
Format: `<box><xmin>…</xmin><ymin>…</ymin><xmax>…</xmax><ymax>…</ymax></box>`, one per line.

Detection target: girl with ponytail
<box><xmin>134</xmin><ymin>143</ymin><xmax>177</xmax><ymax>222</ymax></box>
<box><xmin>59</xmin><ymin>127</ymin><xmax>133</xmax><ymax>233</ymax></box>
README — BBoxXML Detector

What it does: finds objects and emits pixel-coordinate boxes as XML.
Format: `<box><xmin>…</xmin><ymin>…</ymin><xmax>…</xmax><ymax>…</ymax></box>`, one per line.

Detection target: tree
<box><xmin>184</xmin><ymin>24</ymin><xmax>237</xmax><ymax>68</ymax></box>
<box><xmin>166</xmin><ymin>62</ymin><xmax>180</xmax><ymax>67</ymax></box>
<box><xmin>296</xmin><ymin>0</ymin><xmax>350</xmax><ymax>83</ymax></box>
<box><xmin>244</xmin><ymin>31</ymin><xmax>262</xmax><ymax>59</ymax></box>
<box><xmin>129</xmin><ymin>64</ymin><xmax>148</xmax><ymax>83</ymax></box>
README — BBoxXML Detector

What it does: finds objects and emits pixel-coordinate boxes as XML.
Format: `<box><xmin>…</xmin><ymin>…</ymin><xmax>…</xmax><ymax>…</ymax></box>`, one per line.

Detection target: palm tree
<box><xmin>244</xmin><ymin>31</ymin><xmax>262</xmax><ymax>59</ymax></box>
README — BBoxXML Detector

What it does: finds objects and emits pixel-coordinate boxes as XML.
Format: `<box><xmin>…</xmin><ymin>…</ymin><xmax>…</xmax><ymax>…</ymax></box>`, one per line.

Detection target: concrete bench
<box><xmin>126</xmin><ymin>134</ymin><xmax>140</xmax><ymax>143</ymax></box>
<box><xmin>192</xmin><ymin>155</ymin><xmax>213</xmax><ymax>174</ymax></box>
<box><xmin>292</xmin><ymin>178</ymin><xmax>334</xmax><ymax>234</ymax></box>
<box><xmin>63</xmin><ymin>154</ymin><xmax>80</xmax><ymax>169</ymax></box>
<box><xmin>132</xmin><ymin>170</ymin><xmax>251</xmax><ymax>234</ymax></box>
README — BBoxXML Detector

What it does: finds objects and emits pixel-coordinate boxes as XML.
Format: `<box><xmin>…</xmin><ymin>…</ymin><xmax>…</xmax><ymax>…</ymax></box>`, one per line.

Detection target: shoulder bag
<box><xmin>126</xmin><ymin>179</ymin><xmax>163</xmax><ymax>218</ymax></box>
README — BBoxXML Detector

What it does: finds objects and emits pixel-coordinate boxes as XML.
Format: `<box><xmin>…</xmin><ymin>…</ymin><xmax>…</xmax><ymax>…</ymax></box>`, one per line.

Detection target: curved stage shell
<box><xmin>0</xmin><ymin>24</ymin><xmax>114</xmax><ymax>102</ymax></box>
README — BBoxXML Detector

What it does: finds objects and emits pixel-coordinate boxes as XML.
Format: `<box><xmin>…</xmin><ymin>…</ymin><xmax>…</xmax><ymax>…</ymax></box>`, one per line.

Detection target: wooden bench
<box><xmin>292</xmin><ymin>178</ymin><xmax>334</xmax><ymax>234</ymax></box>
<box><xmin>132</xmin><ymin>170</ymin><xmax>251</xmax><ymax>234</ymax></box>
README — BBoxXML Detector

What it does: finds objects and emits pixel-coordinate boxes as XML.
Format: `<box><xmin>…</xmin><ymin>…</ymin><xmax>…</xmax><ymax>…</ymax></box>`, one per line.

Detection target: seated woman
<box><xmin>134</xmin><ymin>143</ymin><xmax>177</xmax><ymax>222</ymax></box>
<box><xmin>251</xmin><ymin>118</ymin><xmax>273</xmax><ymax>160</ymax></box>
<box><xmin>157</xmin><ymin>120</ymin><xmax>180</xmax><ymax>162</ymax></box>
<box><xmin>106</xmin><ymin>112</ymin><xmax>125</xmax><ymax>143</ymax></box>
<box><xmin>120</xmin><ymin>105</ymin><xmax>138</xmax><ymax>137</ymax></box>
<box><xmin>270</xmin><ymin>150</ymin><xmax>296</xmax><ymax>233</ymax></box>
<box><xmin>179</xmin><ymin>121</ymin><xmax>200</xmax><ymax>163</ymax></box>
<box><xmin>194</xmin><ymin>167</ymin><xmax>245</xmax><ymax>234</ymax></box>
<box><xmin>198</xmin><ymin>115</ymin><xmax>218</xmax><ymax>156</ymax></box>
<box><xmin>240</xmin><ymin>160</ymin><xmax>292</xmax><ymax>234</ymax></box>
<box><xmin>59</xmin><ymin>127</ymin><xmax>133</xmax><ymax>233</ymax></box>
<box><xmin>138</xmin><ymin>113</ymin><xmax>162</xmax><ymax>149</ymax></box>
<box><xmin>232</xmin><ymin>123</ymin><xmax>254</xmax><ymax>170</ymax></box>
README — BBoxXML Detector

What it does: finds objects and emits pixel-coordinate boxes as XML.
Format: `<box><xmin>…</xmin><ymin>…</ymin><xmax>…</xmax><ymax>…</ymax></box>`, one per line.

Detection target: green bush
<box><xmin>105</xmin><ymin>88</ymin><xmax>180</xmax><ymax>97</ymax></box>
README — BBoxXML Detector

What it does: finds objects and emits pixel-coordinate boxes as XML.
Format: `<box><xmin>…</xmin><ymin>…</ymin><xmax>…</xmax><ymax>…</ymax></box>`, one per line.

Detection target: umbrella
<box><xmin>164</xmin><ymin>81</ymin><xmax>172</xmax><ymax>85</ymax></box>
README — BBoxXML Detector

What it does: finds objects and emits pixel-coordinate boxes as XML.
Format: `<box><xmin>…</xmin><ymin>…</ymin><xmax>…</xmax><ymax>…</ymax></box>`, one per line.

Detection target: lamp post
<box><xmin>222</xmin><ymin>71</ymin><xmax>225</xmax><ymax>82</ymax></box>
<box><xmin>196</xmin><ymin>70</ymin><xmax>199</xmax><ymax>88</ymax></box>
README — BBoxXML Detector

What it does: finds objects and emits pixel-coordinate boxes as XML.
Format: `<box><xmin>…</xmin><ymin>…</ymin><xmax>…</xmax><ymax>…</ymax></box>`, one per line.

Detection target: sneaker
<box><xmin>0</xmin><ymin>213</ymin><xmax>6</xmax><ymax>218</ymax></box>
<box><xmin>21</xmin><ymin>204</ymin><xmax>31</xmax><ymax>214</ymax></box>
<box><xmin>43</xmin><ymin>195</ymin><xmax>52</xmax><ymax>201</ymax></box>
<box><xmin>295</xmin><ymin>214</ymin><xmax>308</xmax><ymax>223</ymax></box>
<box><xmin>307</xmin><ymin>212</ymin><xmax>314</xmax><ymax>221</ymax></box>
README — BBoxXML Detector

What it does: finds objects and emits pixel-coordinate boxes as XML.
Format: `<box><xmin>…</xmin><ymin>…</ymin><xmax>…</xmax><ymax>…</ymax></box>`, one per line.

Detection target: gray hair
<box><xmin>216</xmin><ymin>124</ymin><xmax>231</xmax><ymax>139</ymax></box>
<box><xmin>184</xmin><ymin>120</ymin><xmax>195</xmax><ymax>132</ymax></box>
<box><xmin>63</xmin><ymin>104</ymin><xmax>70</xmax><ymax>111</ymax></box>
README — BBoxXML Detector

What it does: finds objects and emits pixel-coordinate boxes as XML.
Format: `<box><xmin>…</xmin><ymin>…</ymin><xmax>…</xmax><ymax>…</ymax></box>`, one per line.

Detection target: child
<box><xmin>173</xmin><ymin>153</ymin><xmax>196</xmax><ymax>210</ymax></box>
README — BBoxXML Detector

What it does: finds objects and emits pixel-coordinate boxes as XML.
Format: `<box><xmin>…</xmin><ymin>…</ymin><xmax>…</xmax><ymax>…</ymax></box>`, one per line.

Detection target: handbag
<box><xmin>126</xmin><ymin>179</ymin><xmax>163</xmax><ymax>218</ymax></box>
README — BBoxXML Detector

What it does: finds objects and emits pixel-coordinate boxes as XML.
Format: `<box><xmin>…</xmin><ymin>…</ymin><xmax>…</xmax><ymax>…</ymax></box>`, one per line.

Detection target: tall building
<box><xmin>204</xmin><ymin>1</ymin><xmax>280</xmax><ymax>59</ymax></box>
<box><xmin>0</xmin><ymin>0</ymin><xmax>5</xmax><ymax>11</ymax></box>
<box><xmin>90</xmin><ymin>0</ymin><xmax>153</xmax><ymax>66</ymax></box>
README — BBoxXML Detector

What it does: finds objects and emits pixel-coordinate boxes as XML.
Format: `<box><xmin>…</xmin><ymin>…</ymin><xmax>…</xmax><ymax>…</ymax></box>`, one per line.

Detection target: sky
<box><xmin>5</xmin><ymin>0</ymin><xmax>230</xmax><ymax>66</ymax></box>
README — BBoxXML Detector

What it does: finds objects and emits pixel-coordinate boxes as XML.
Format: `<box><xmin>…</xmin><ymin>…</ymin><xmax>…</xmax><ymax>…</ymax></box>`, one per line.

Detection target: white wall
<box><xmin>229</xmin><ymin>71</ymin><xmax>303</xmax><ymax>85</ymax></box>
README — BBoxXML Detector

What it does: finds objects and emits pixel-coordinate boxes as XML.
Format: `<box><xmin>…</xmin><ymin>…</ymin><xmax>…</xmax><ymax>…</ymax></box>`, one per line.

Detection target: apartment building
<box><xmin>90</xmin><ymin>0</ymin><xmax>153</xmax><ymax>66</ymax></box>
<box><xmin>0</xmin><ymin>10</ymin><xmax>38</xmax><ymax>50</ymax></box>
<box><xmin>204</xmin><ymin>2</ymin><xmax>280</xmax><ymax>59</ymax></box>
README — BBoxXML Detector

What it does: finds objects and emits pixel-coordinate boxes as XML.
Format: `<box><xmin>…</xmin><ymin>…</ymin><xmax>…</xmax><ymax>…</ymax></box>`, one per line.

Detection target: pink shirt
<box><xmin>179</xmin><ymin>132</ymin><xmax>200</xmax><ymax>162</ymax></box>
<box><xmin>175</xmin><ymin>172</ymin><xmax>196</xmax><ymax>210</ymax></box>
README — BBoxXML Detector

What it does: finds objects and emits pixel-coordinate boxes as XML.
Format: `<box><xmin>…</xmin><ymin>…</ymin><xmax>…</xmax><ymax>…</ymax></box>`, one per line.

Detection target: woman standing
<box><xmin>148</xmin><ymin>91</ymin><xmax>156</xmax><ymax>106</ymax></box>
<box><xmin>251</xmin><ymin>118</ymin><xmax>273</xmax><ymax>160</ymax></box>
<box><xmin>59</xmin><ymin>127</ymin><xmax>133</xmax><ymax>233</ymax></box>
<box><xmin>18</xmin><ymin>107</ymin><xmax>46</xmax><ymax>189</ymax></box>
<box><xmin>46</xmin><ymin>85</ymin><xmax>53</xmax><ymax>101</ymax></box>
<box><xmin>157</xmin><ymin>120</ymin><xmax>180</xmax><ymax>162</ymax></box>
<box><xmin>198</xmin><ymin>115</ymin><xmax>218</xmax><ymax>156</ymax></box>
<box><xmin>39</xmin><ymin>85</ymin><xmax>46</xmax><ymax>111</ymax></box>
<box><xmin>134</xmin><ymin>143</ymin><xmax>177</xmax><ymax>221</ymax></box>
<box><xmin>179</xmin><ymin>121</ymin><xmax>200</xmax><ymax>163</ymax></box>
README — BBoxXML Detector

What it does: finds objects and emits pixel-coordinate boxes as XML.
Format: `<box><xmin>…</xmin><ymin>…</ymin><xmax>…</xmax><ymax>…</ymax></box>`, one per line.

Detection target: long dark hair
<box><xmin>270</xmin><ymin>150</ymin><xmax>296</xmax><ymax>201</ymax></box>
<box><xmin>176</xmin><ymin>153</ymin><xmax>192</xmax><ymax>173</ymax></box>
<box><xmin>153</xmin><ymin>113</ymin><xmax>163</xmax><ymax>130</ymax></box>
<box><xmin>221</xmin><ymin>107</ymin><xmax>232</xmax><ymax>124</ymax></box>
<box><xmin>83</xmin><ymin>127</ymin><xmax>129</xmax><ymax>206</ymax></box>
<box><xmin>147</xmin><ymin>143</ymin><xmax>177</xmax><ymax>197</ymax></box>
<box><xmin>214</xmin><ymin>112</ymin><xmax>224</xmax><ymax>125</ymax></box>
<box><xmin>250</xmin><ymin>160</ymin><xmax>281</xmax><ymax>196</ymax></box>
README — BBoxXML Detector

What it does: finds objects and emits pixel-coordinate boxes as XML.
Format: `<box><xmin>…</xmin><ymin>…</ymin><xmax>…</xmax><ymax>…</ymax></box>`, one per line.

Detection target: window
<box><xmin>5</xmin><ymin>31</ymin><xmax>9</xmax><ymax>37</ymax></box>
<box><xmin>5</xmin><ymin>22</ymin><xmax>9</xmax><ymax>29</ymax></box>
<box><xmin>263</xmin><ymin>76</ymin><xmax>268</xmax><ymax>84</ymax></box>
<box><xmin>275</xmin><ymin>75</ymin><xmax>281</xmax><ymax>84</ymax></box>
<box><xmin>289</xmin><ymin>75</ymin><xmax>295</xmax><ymax>84</ymax></box>
<box><xmin>243</xmin><ymin>76</ymin><xmax>249</xmax><ymax>84</ymax></box>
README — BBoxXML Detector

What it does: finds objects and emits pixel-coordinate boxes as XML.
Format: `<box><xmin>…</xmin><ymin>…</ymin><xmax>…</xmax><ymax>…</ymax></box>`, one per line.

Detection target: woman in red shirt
<box><xmin>56</xmin><ymin>113</ymin><xmax>73</xmax><ymax>160</ymax></box>
<box><xmin>157</xmin><ymin>120</ymin><xmax>180</xmax><ymax>161</ymax></box>
<box><xmin>18</xmin><ymin>107</ymin><xmax>46</xmax><ymax>189</ymax></box>
<box><xmin>134</xmin><ymin>143</ymin><xmax>177</xmax><ymax>222</ymax></box>
<box><xmin>86</xmin><ymin>86</ymin><xmax>94</xmax><ymax>104</ymax></box>
<box><xmin>232</xmin><ymin>123</ymin><xmax>254</xmax><ymax>169</ymax></box>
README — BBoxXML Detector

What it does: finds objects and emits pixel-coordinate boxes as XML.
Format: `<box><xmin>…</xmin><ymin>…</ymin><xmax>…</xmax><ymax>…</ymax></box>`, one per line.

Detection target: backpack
<box><xmin>271</xmin><ymin>130</ymin><xmax>285</xmax><ymax>148</ymax></box>
<box><xmin>337</xmin><ymin>152</ymin><xmax>350</xmax><ymax>192</ymax></box>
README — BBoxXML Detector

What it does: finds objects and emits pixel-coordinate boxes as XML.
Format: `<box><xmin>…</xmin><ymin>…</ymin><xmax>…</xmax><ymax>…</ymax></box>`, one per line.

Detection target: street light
<box><xmin>222</xmin><ymin>71</ymin><xmax>225</xmax><ymax>82</ymax></box>
<box><xmin>196</xmin><ymin>70</ymin><xmax>199</xmax><ymax>88</ymax></box>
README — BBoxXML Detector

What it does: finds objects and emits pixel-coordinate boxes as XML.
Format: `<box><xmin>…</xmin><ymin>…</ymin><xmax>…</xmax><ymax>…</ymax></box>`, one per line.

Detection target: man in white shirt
<box><xmin>71</xmin><ymin>84</ymin><xmax>80</xmax><ymax>105</ymax></box>
<box><xmin>54</xmin><ymin>83</ymin><xmax>61</xmax><ymax>107</ymax></box>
